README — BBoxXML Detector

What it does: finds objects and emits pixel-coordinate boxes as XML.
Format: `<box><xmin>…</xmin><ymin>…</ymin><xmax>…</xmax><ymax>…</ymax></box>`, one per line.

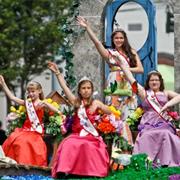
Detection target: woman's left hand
<box><xmin>76</xmin><ymin>16</ymin><xmax>88</xmax><ymax>28</ymax></box>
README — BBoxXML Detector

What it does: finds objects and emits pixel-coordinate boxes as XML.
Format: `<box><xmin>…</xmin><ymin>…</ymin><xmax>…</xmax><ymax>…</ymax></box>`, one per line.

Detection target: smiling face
<box><xmin>148</xmin><ymin>75</ymin><xmax>161</xmax><ymax>92</ymax></box>
<box><xmin>26</xmin><ymin>81</ymin><xmax>44</xmax><ymax>101</ymax></box>
<box><xmin>78</xmin><ymin>80</ymin><xmax>93</xmax><ymax>100</ymax></box>
<box><xmin>112</xmin><ymin>32</ymin><xmax>125</xmax><ymax>50</ymax></box>
<box><xmin>145</xmin><ymin>71</ymin><xmax>165</xmax><ymax>92</ymax></box>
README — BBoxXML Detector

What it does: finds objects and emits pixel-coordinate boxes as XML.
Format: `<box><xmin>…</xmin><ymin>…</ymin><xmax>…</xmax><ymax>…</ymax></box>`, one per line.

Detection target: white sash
<box><xmin>25</xmin><ymin>99</ymin><xmax>43</xmax><ymax>134</ymax></box>
<box><xmin>78</xmin><ymin>102</ymin><xmax>99</xmax><ymax>137</ymax></box>
<box><xmin>146</xmin><ymin>90</ymin><xmax>173</xmax><ymax>122</ymax></box>
<box><xmin>108</xmin><ymin>49</ymin><xmax>129</xmax><ymax>67</ymax></box>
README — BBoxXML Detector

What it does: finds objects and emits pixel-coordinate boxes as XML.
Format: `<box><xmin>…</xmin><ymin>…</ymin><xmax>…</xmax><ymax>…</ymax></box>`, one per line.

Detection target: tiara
<box><xmin>148</xmin><ymin>70</ymin><xmax>160</xmax><ymax>75</ymax></box>
<box><xmin>78</xmin><ymin>76</ymin><xmax>92</xmax><ymax>83</ymax></box>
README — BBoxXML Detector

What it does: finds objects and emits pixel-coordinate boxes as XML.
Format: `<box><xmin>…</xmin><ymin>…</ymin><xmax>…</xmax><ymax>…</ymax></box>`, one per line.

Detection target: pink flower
<box><xmin>6</xmin><ymin>112</ymin><xmax>19</xmax><ymax>122</ymax></box>
<box><xmin>168</xmin><ymin>111</ymin><xmax>180</xmax><ymax>120</ymax></box>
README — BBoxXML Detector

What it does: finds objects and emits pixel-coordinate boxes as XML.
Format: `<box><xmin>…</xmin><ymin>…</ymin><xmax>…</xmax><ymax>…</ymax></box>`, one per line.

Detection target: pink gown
<box><xmin>51</xmin><ymin>107</ymin><xmax>110</xmax><ymax>178</ymax></box>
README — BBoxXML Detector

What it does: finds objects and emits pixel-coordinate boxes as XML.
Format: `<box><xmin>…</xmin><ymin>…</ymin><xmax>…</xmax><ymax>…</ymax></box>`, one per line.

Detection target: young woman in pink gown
<box><xmin>48</xmin><ymin>62</ymin><xmax>111</xmax><ymax>178</ymax></box>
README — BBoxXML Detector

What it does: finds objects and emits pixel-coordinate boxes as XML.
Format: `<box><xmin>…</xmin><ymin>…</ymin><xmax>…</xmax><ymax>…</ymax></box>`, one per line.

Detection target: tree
<box><xmin>0</xmin><ymin>0</ymin><xmax>78</xmax><ymax>101</ymax></box>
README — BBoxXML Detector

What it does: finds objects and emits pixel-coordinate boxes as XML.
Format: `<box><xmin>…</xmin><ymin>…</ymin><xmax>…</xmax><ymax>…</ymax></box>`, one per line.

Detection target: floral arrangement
<box><xmin>126</xmin><ymin>106</ymin><xmax>144</xmax><ymax>131</ymax></box>
<box><xmin>168</xmin><ymin>111</ymin><xmax>180</xmax><ymax>129</ymax></box>
<box><xmin>96</xmin><ymin>105</ymin><xmax>133</xmax><ymax>154</ymax></box>
<box><xmin>6</xmin><ymin>98</ymin><xmax>65</xmax><ymax>138</ymax></box>
<box><xmin>43</xmin><ymin>98</ymin><xmax>65</xmax><ymax>137</ymax></box>
<box><xmin>6</xmin><ymin>105</ymin><xmax>27</xmax><ymax>135</ymax></box>
<box><xmin>97</xmin><ymin>105</ymin><xmax>122</xmax><ymax>134</ymax></box>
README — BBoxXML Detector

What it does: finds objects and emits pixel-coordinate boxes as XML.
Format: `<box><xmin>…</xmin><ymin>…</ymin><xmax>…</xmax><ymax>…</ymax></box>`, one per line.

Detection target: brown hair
<box><xmin>111</xmin><ymin>29</ymin><xmax>137</xmax><ymax>67</ymax></box>
<box><xmin>74</xmin><ymin>80</ymin><xmax>94</xmax><ymax>109</ymax></box>
<box><xmin>144</xmin><ymin>71</ymin><xmax>165</xmax><ymax>91</ymax></box>
<box><xmin>26</xmin><ymin>81</ymin><xmax>44</xmax><ymax>100</ymax></box>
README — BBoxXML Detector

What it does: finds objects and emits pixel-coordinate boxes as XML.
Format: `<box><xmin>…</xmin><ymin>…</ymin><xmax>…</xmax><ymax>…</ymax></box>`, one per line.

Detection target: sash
<box><xmin>108</xmin><ymin>49</ymin><xmax>129</xmax><ymax>67</ymax></box>
<box><xmin>146</xmin><ymin>90</ymin><xmax>173</xmax><ymax>122</ymax></box>
<box><xmin>25</xmin><ymin>99</ymin><xmax>43</xmax><ymax>134</ymax></box>
<box><xmin>78</xmin><ymin>102</ymin><xmax>99</xmax><ymax>137</ymax></box>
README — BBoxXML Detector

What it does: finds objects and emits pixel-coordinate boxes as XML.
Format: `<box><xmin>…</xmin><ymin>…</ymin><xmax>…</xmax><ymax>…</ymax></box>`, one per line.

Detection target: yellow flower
<box><xmin>10</xmin><ymin>106</ymin><xmax>16</xmax><ymax>112</ymax></box>
<box><xmin>46</xmin><ymin>98</ymin><xmax>53</xmax><ymax>104</ymax></box>
<box><xmin>135</xmin><ymin>107</ymin><xmax>144</xmax><ymax>116</ymax></box>
<box><xmin>52</xmin><ymin>102</ymin><xmax>60</xmax><ymax>109</ymax></box>
<box><xmin>108</xmin><ymin>106</ymin><xmax>121</xmax><ymax>118</ymax></box>
<box><xmin>18</xmin><ymin>105</ymin><xmax>26</xmax><ymax>113</ymax></box>
<box><xmin>16</xmin><ymin>110</ymin><xmax>21</xmax><ymax>114</ymax></box>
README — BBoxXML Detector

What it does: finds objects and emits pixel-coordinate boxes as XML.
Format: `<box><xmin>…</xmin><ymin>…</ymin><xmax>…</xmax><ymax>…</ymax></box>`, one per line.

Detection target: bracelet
<box><xmin>55</xmin><ymin>71</ymin><xmax>60</xmax><ymax>76</ymax></box>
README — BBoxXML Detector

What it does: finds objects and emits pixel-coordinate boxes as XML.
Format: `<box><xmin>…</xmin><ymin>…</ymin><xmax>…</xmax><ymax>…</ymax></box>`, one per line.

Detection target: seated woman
<box><xmin>0</xmin><ymin>75</ymin><xmax>60</xmax><ymax>166</ymax></box>
<box><xmin>112</xmin><ymin>54</ymin><xmax>180</xmax><ymax>167</ymax></box>
<box><xmin>48</xmin><ymin>62</ymin><xmax>111</xmax><ymax>178</ymax></box>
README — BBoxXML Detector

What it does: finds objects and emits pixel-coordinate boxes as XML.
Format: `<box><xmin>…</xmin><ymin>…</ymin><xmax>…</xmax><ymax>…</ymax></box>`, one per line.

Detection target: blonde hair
<box><xmin>26</xmin><ymin>81</ymin><xmax>44</xmax><ymax>100</ymax></box>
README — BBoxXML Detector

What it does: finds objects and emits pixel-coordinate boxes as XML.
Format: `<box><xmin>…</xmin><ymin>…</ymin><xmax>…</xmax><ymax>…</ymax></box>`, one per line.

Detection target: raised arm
<box><xmin>0</xmin><ymin>75</ymin><xmax>24</xmax><ymax>105</ymax></box>
<box><xmin>48</xmin><ymin>62</ymin><xmax>76</xmax><ymax>105</ymax></box>
<box><xmin>76</xmin><ymin>16</ymin><xmax>109</xmax><ymax>59</ymax></box>
<box><xmin>115</xmin><ymin>55</ymin><xmax>146</xmax><ymax>100</ymax></box>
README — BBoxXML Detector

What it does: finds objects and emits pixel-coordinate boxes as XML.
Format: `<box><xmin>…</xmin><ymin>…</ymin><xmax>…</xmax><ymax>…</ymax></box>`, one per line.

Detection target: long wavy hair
<box><xmin>144</xmin><ymin>71</ymin><xmax>165</xmax><ymax>91</ymax></box>
<box><xmin>111</xmin><ymin>29</ymin><xmax>136</xmax><ymax>67</ymax></box>
<box><xmin>74</xmin><ymin>80</ymin><xmax>94</xmax><ymax>109</ymax></box>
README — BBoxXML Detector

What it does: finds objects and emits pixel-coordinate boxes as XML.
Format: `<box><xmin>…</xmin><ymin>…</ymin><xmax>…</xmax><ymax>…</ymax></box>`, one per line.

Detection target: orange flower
<box><xmin>97</xmin><ymin>115</ymin><xmax>116</xmax><ymax>134</ymax></box>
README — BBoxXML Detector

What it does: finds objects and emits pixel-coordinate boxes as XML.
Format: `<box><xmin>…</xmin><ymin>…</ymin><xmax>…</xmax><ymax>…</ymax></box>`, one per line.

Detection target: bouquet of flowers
<box><xmin>167</xmin><ymin>111</ymin><xmax>180</xmax><ymax>131</ymax></box>
<box><xmin>96</xmin><ymin>106</ymin><xmax>133</xmax><ymax>155</ymax></box>
<box><xmin>126</xmin><ymin>106</ymin><xmax>144</xmax><ymax>131</ymax></box>
<box><xmin>6</xmin><ymin>105</ymin><xmax>26</xmax><ymax>135</ymax></box>
<box><xmin>6</xmin><ymin>98</ymin><xmax>65</xmax><ymax>138</ymax></box>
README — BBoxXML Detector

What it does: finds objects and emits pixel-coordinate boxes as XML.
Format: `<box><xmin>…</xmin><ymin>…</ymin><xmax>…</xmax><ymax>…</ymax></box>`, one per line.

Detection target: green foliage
<box><xmin>110</xmin><ymin>81</ymin><xmax>117</xmax><ymax>93</ymax></box>
<box><xmin>0</xmin><ymin>0</ymin><xmax>79</xmax><ymax>98</ymax></box>
<box><xmin>44</xmin><ymin>112</ymin><xmax>62</xmax><ymax>136</ymax></box>
<box><xmin>113</xmin><ymin>136</ymin><xmax>133</xmax><ymax>152</ymax></box>
<box><xmin>6</xmin><ymin>112</ymin><xmax>26</xmax><ymax>135</ymax></box>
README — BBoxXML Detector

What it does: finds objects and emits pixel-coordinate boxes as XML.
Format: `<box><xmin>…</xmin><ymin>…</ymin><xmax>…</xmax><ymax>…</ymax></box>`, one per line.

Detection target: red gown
<box><xmin>2</xmin><ymin>108</ymin><xmax>47</xmax><ymax>166</ymax></box>
<box><xmin>52</xmin><ymin>107</ymin><xmax>110</xmax><ymax>178</ymax></box>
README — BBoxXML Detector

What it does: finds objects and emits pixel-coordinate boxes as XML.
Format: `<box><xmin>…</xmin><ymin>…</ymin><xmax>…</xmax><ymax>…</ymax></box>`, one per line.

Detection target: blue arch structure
<box><xmin>104</xmin><ymin>0</ymin><xmax>157</xmax><ymax>85</ymax></box>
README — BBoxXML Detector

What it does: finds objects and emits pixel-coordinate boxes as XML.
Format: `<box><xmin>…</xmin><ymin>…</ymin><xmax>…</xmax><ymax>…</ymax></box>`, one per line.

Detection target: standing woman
<box><xmin>115</xmin><ymin>55</ymin><xmax>180</xmax><ymax>167</ymax></box>
<box><xmin>77</xmin><ymin>16</ymin><xmax>144</xmax><ymax>144</ymax></box>
<box><xmin>48</xmin><ymin>62</ymin><xmax>111</xmax><ymax>178</ymax></box>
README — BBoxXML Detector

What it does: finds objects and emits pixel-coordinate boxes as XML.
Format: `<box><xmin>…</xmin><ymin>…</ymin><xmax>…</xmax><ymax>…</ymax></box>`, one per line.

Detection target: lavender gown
<box><xmin>133</xmin><ymin>92</ymin><xmax>180</xmax><ymax>167</ymax></box>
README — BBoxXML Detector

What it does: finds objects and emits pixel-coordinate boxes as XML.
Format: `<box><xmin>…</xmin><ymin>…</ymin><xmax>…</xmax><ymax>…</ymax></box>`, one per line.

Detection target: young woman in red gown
<box><xmin>0</xmin><ymin>75</ymin><xmax>60</xmax><ymax>166</ymax></box>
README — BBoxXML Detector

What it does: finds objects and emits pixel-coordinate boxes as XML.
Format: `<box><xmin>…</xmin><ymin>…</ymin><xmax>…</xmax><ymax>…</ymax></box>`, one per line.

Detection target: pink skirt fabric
<box><xmin>52</xmin><ymin>133</ymin><xmax>109</xmax><ymax>178</ymax></box>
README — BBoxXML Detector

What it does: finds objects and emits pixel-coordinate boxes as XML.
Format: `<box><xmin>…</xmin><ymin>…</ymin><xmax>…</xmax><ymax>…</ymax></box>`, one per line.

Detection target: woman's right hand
<box><xmin>160</xmin><ymin>104</ymin><xmax>169</xmax><ymax>113</ymax></box>
<box><xmin>48</xmin><ymin>61</ymin><xmax>60</xmax><ymax>75</ymax></box>
<box><xmin>76</xmin><ymin>16</ymin><xmax>88</xmax><ymax>28</ymax></box>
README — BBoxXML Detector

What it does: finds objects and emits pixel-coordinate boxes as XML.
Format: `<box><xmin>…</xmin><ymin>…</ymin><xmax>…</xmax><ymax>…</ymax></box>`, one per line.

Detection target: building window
<box><xmin>128</xmin><ymin>23</ymin><xmax>142</xmax><ymax>31</ymax></box>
